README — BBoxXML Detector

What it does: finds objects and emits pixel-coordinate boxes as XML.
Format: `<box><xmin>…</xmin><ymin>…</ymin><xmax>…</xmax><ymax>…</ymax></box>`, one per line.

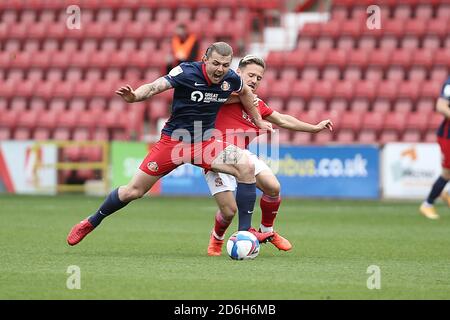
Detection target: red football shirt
<box><xmin>214</xmin><ymin>100</ymin><xmax>274</xmax><ymax>149</ymax></box>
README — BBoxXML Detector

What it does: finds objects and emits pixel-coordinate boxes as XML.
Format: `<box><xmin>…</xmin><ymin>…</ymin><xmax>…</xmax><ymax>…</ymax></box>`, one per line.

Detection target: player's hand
<box><xmin>115</xmin><ymin>85</ymin><xmax>136</xmax><ymax>103</ymax></box>
<box><xmin>315</xmin><ymin>119</ymin><xmax>333</xmax><ymax>132</ymax></box>
<box><xmin>253</xmin><ymin>95</ymin><xmax>261</xmax><ymax>108</ymax></box>
<box><xmin>255</xmin><ymin>119</ymin><xmax>274</xmax><ymax>132</ymax></box>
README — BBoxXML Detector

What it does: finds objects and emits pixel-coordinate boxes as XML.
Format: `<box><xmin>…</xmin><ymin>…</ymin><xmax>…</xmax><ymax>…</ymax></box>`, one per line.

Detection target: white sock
<box><xmin>212</xmin><ymin>230</ymin><xmax>224</xmax><ymax>241</ymax></box>
<box><xmin>260</xmin><ymin>224</ymin><xmax>273</xmax><ymax>233</ymax></box>
<box><xmin>422</xmin><ymin>201</ymin><xmax>433</xmax><ymax>207</ymax></box>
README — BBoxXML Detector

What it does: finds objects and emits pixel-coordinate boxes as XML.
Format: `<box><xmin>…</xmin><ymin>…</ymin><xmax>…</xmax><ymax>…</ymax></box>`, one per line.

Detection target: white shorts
<box><xmin>205</xmin><ymin>151</ymin><xmax>271</xmax><ymax>196</ymax></box>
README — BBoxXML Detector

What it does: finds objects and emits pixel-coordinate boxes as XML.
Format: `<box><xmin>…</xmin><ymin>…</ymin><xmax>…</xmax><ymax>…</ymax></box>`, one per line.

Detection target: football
<box><xmin>226</xmin><ymin>231</ymin><xmax>260</xmax><ymax>260</ymax></box>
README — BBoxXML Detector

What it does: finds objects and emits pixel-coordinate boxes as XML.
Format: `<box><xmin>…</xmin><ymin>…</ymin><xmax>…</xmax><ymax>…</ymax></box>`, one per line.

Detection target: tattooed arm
<box><xmin>115</xmin><ymin>77</ymin><xmax>173</xmax><ymax>103</ymax></box>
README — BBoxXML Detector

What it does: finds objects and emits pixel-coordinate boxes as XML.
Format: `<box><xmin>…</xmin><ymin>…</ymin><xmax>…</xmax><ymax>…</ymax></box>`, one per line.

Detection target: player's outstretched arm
<box><xmin>238</xmin><ymin>84</ymin><xmax>273</xmax><ymax>131</ymax></box>
<box><xmin>436</xmin><ymin>97</ymin><xmax>450</xmax><ymax>118</ymax></box>
<box><xmin>265</xmin><ymin>111</ymin><xmax>333</xmax><ymax>133</ymax></box>
<box><xmin>115</xmin><ymin>77</ymin><xmax>172</xmax><ymax>103</ymax></box>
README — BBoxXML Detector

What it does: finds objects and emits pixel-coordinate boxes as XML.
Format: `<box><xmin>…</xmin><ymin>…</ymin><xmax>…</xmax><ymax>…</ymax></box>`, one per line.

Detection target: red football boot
<box><xmin>269</xmin><ymin>231</ymin><xmax>292</xmax><ymax>251</ymax></box>
<box><xmin>67</xmin><ymin>219</ymin><xmax>95</xmax><ymax>246</ymax></box>
<box><xmin>248</xmin><ymin>227</ymin><xmax>274</xmax><ymax>243</ymax></box>
<box><xmin>207</xmin><ymin>232</ymin><xmax>224</xmax><ymax>256</ymax></box>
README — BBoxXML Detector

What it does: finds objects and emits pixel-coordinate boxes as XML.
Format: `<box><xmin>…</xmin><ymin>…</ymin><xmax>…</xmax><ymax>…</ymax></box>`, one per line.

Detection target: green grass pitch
<box><xmin>1</xmin><ymin>194</ymin><xmax>450</xmax><ymax>299</ymax></box>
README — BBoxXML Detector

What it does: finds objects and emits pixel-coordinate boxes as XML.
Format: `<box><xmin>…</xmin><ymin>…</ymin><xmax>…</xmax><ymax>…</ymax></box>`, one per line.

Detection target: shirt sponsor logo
<box><xmin>190</xmin><ymin>91</ymin><xmax>227</xmax><ymax>103</ymax></box>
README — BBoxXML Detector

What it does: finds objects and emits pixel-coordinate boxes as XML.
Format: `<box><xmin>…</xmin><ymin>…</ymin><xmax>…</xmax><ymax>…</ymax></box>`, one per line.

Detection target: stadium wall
<box><xmin>0</xmin><ymin>141</ymin><xmax>441</xmax><ymax>200</ymax></box>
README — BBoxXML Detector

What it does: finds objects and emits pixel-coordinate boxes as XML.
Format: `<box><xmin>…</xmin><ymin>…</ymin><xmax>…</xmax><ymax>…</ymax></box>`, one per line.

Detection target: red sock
<box><xmin>260</xmin><ymin>194</ymin><xmax>281</xmax><ymax>228</ymax></box>
<box><xmin>213</xmin><ymin>211</ymin><xmax>232</xmax><ymax>240</ymax></box>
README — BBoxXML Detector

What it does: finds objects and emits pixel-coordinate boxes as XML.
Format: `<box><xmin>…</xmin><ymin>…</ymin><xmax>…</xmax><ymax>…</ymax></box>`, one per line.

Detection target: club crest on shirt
<box><xmin>221</xmin><ymin>81</ymin><xmax>230</xmax><ymax>91</ymax></box>
<box><xmin>147</xmin><ymin>161</ymin><xmax>159</xmax><ymax>172</ymax></box>
<box><xmin>215</xmin><ymin>177</ymin><xmax>223</xmax><ymax>187</ymax></box>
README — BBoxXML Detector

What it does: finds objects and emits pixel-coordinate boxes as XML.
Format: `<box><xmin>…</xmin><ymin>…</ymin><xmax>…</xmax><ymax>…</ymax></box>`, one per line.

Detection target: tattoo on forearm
<box><xmin>137</xmin><ymin>77</ymin><xmax>172</xmax><ymax>101</ymax></box>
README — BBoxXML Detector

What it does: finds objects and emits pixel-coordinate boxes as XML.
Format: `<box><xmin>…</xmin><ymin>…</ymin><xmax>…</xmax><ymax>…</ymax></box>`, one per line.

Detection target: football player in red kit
<box><xmin>206</xmin><ymin>55</ymin><xmax>333</xmax><ymax>255</ymax></box>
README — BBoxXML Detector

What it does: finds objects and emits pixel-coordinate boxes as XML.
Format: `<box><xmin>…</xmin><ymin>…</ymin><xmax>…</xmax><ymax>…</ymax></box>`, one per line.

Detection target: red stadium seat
<box><xmin>372</xmin><ymin>99</ymin><xmax>391</xmax><ymax>113</ymax></box>
<box><xmin>305</xmin><ymin>49</ymin><xmax>327</xmax><ymax>68</ymax></box>
<box><xmin>291</xmin><ymin>81</ymin><xmax>313</xmax><ymax>100</ymax></box>
<box><xmin>340</xmin><ymin>111</ymin><xmax>363</xmax><ymax>131</ymax></box>
<box><xmin>33</xmin><ymin>128</ymin><xmax>51</xmax><ymax>141</ymax></box>
<box><xmin>336</xmin><ymin>129</ymin><xmax>355</xmax><ymax>144</ymax></box>
<box><xmin>379</xmin><ymin>130</ymin><xmax>400</xmax><ymax>144</ymax></box>
<box><xmin>402</xmin><ymin>130</ymin><xmax>421</xmax><ymax>142</ymax></box>
<box><xmin>266</xmin><ymin>98</ymin><xmax>283</xmax><ymax>112</ymax></box>
<box><xmin>13</xmin><ymin>128</ymin><xmax>31</xmax><ymax>140</ymax></box>
<box><xmin>397</xmin><ymin>81</ymin><xmax>421</xmax><ymax>100</ymax></box>
<box><xmin>314</xmin><ymin>131</ymin><xmax>333</xmax><ymax>145</ymax></box>
<box><xmin>377</xmin><ymin>81</ymin><xmax>398</xmax><ymax>101</ymax></box>
<box><xmin>421</xmin><ymin>81</ymin><xmax>442</xmax><ymax>99</ymax></box>
<box><xmin>349</xmin><ymin>98</ymin><xmax>370</xmax><ymax>113</ymax></box>
<box><xmin>292</xmin><ymin>133</ymin><xmax>311</xmax><ymax>145</ymax></box>
<box><xmin>369</xmin><ymin>50</ymin><xmax>391</xmax><ymax>69</ymax></box>
<box><xmin>358</xmin><ymin>129</ymin><xmax>377</xmax><ymax>144</ymax></box>
<box><xmin>343</xmin><ymin>67</ymin><xmax>362</xmax><ymax>82</ymax></box>
<box><xmin>329</xmin><ymin>99</ymin><xmax>348</xmax><ymax>113</ymax></box>
<box><xmin>390</xmin><ymin>49</ymin><xmax>413</xmax><ymax>68</ymax></box>
<box><xmin>17</xmin><ymin>110</ymin><xmax>40</xmax><ymax>129</ymax></box>
<box><xmin>301</xmin><ymin>23</ymin><xmax>321</xmax><ymax>38</ymax></box>
<box><xmin>424</xmin><ymin>130</ymin><xmax>437</xmax><ymax>143</ymax></box>
<box><xmin>148</xmin><ymin>99</ymin><xmax>169</xmax><ymax>121</ymax></box>
<box><xmin>428</xmin><ymin>113</ymin><xmax>443</xmax><ymax>131</ymax></box>
<box><xmin>386</xmin><ymin>67</ymin><xmax>405</xmax><ymax>82</ymax></box>
<box><xmin>365</xmin><ymin>67</ymin><xmax>383</xmax><ymax>83</ymax></box>
<box><xmin>279</xmin><ymin>68</ymin><xmax>298</xmax><ymax>82</ymax></box>
<box><xmin>301</xmin><ymin>67</ymin><xmax>319</xmax><ymax>81</ymax></box>
<box><xmin>393</xmin><ymin>99</ymin><xmax>413</xmax><ymax>116</ymax></box>
<box><xmin>312</xmin><ymin>81</ymin><xmax>334</xmax><ymax>101</ymax></box>
<box><xmin>38</xmin><ymin>110</ymin><xmax>59</xmax><ymax>129</ymax></box>
<box><xmin>308</xmin><ymin>99</ymin><xmax>327</xmax><ymax>113</ymax></box>
<box><xmin>285</xmin><ymin>99</ymin><xmax>306</xmax><ymax>115</ymax></box>
<box><xmin>53</xmin><ymin>128</ymin><xmax>70</xmax><ymax>141</ymax></box>
<box><xmin>384</xmin><ymin>111</ymin><xmax>407</xmax><ymax>132</ymax></box>
<box><xmin>362</xmin><ymin>112</ymin><xmax>385</xmax><ymax>132</ymax></box>
<box><xmin>337</xmin><ymin>37</ymin><xmax>356</xmax><ymax>51</ymax></box>
<box><xmin>409</xmin><ymin>67</ymin><xmax>427</xmax><ymax>82</ymax></box>
<box><xmin>326</xmin><ymin>50</ymin><xmax>348</xmax><ymax>69</ymax></box>
<box><xmin>333</xmin><ymin>81</ymin><xmax>354</xmax><ymax>100</ymax></box>
<box><xmin>405</xmin><ymin>112</ymin><xmax>428</xmax><ymax>133</ymax></box>
<box><xmin>58</xmin><ymin>110</ymin><xmax>79</xmax><ymax>129</ymax></box>
<box><xmin>347</xmin><ymin>50</ymin><xmax>369</xmax><ymax>68</ymax></box>
<box><xmin>416</xmin><ymin>99</ymin><xmax>434</xmax><ymax>116</ymax></box>
<box><xmin>427</xmin><ymin>19</ymin><xmax>448</xmax><ymax>38</ymax></box>
<box><xmin>322</xmin><ymin>66</ymin><xmax>341</xmax><ymax>82</ymax></box>
<box><xmin>0</xmin><ymin>110</ymin><xmax>19</xmax><ymax>129</ymax></box>
<box><xmin>354</xmin><ymin>81</ymin><xmax>377</xmax><ymax>101</ymax></box>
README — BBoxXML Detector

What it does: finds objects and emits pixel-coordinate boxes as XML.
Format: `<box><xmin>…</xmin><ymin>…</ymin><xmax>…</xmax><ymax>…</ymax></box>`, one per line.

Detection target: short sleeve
<box><xmin>259</xmin><ymin>100</ymin><xmax>274</xmax><ymax>118</ymax></box>
<box><xmin>441</xmin><ymin>77</ymin><xmax>450</xmax><ymax>101</ymax></box>
<box><xmin>228</xmin><ymin>69</ymin><xmax>243</xmax><ymax>93</ymax></box>
<box><xmin>164</xmin><ymin>64</ymin><xmax>187</xmax><ymax>88</ymax></box>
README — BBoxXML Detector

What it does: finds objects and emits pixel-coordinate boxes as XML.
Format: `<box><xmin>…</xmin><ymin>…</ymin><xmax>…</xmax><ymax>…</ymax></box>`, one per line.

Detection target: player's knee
<box><xmin>218</xmin><ymin>204</ymin><xmax>237</xmax><ymax>220</ymax></box>
<box><xmin>264</xmin><ymin>181</ymin><xmax>281</xmax><ymax>197</ymax></box>
<box><xmin>442</xmin><ymin>170</ymin><xmax>450</xmax><ymax>181</ymax></box>
<box><xmin>120</xmin><ymin>185</ymin><xmax>145</xmax><ymax>201</ymax></box>
<box><xmin>235</xmin><ymin>155</ymin><xmax>255</xmax><ymax>181</ymax></box>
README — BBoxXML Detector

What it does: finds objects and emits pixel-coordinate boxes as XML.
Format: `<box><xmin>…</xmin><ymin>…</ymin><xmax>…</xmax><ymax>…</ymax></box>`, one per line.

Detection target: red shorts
<box><xmin>139</xmin><ymin>134</ymin><xmax>229</xmax><ymax>176</ymax></box>
<box><xmin>438</xmin><ymin>136</ymin><xmax>450</xmax><ymax>169</ymax></box>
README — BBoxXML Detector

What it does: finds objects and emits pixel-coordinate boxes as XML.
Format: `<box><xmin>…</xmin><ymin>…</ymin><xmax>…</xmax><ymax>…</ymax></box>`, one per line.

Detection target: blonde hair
<box><xmin>238</xmin><ymin>54</ymin><xmax>266</xmax><ymax>69</ymax></box>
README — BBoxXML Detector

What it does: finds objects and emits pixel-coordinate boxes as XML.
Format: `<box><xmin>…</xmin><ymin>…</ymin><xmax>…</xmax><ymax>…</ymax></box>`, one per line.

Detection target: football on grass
<box><xmin>226</xmin><ymin>231</ymin><xmax>260</xmax><ymax>260</ymax></box>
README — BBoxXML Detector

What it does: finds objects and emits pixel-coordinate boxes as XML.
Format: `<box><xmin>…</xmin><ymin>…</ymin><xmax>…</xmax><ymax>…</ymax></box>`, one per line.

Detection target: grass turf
<box><xmin>1</xmin><ymin>194</ymin><xmax>449</xmax><ymax>300</ymax></box>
